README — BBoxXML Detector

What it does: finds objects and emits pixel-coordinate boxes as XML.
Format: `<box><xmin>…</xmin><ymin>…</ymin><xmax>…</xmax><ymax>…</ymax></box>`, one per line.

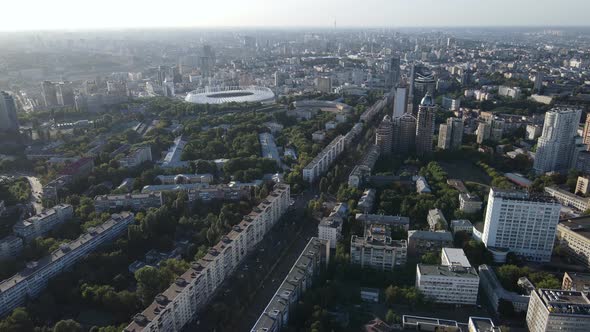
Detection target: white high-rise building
<box><xmin>482</xmin><ymin>188</ymin><xmax>561</xmax><ymax>262</ymax></box>
<box><xmin>534</xmin><ymin>108</ymin><xmax>582</xmax><ymax>174</ymax></box>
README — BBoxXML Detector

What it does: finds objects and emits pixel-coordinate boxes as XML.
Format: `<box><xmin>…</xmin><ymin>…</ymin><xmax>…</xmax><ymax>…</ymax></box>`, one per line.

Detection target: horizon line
<box><xmin>2</xmin><ymin>24</ymin><xmax>590</xmax><ymax>34</ymax></box>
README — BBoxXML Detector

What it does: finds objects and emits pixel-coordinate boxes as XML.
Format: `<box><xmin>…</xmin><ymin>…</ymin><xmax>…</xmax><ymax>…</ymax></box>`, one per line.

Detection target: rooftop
<box><xmin>491</xmin><ymin>187</ymin><xmax>558</xmax><ymax>204</ymax></box>
<box><xmin>537</xmin><ymin>289</ymin><xmax>590</xmax><ymax>316</ymax></box>
<box><xmin>418</xmin><ymin>264</ymin><xmax>479</xmax><ymax>279</ymax></box>
<box><xmin>408</xmin><ymin>230</ymin><xmax>453</xmax><ymax>242</ymax></box>
<box><xmin>442</xmin><ymin>248</ymin><xmax>472</xmax><ymax>268</ymax></box>
<box><xmin>558</xmin><ymin>216</ymin><xmax>590</xmax><ymax>239</ymax></box>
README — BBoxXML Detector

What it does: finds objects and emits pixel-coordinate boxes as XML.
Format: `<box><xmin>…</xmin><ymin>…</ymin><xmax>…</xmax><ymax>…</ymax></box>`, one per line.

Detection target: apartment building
<box><xmin>41</xmin><ymin>175</ymin><xmax>72</xmax><ymax>202</ymax></box>
<box><xmin>156</xmin><ymin>173</ymin><xmax>214</xmax><ymax>185</ymax></box>
<box><xmin>451</xmin><ymin>219</ymin><xmax>473</xmax><ymax>234</ymax></box>
<box><xmin>427</xmin><ymin>208</ymin><xmax>448</xmax><ymax>231</ymax></box>
<box><xmin>0</xmin><ymin>235</ymin><xmax>23</xmax><ymax>260</ymax></box>
<box><xmin>118</xmin><ymin>145</ymin><xmax>153</xmax><ymax>168</ymax></box>
<box><xmin>249</xmin><ymin>238</ymin><xmax>329</xmax><ymax>332</ymax></box>
<box><xmin>187</xmin><ymin>186</ymin><xmax>251</xmax><ymax>202</ymax></box>
<box><xmin>407</xmin><ymin>230</ymin><xmax>453</xmax><ymax>257</ymax></box>
<box><xmin>459</xmin><ymin>193</ymin><xmax>483</xmax><ymax>214</ymax></box>
<box><xmin>124</xmin><ymin>185</ymin><xmax>290</xmax><ymax>332</ymax></box>
<box><xmin>556</xmin><ymin>216</ymin><xmax>590</xmax><ymax>268</ymax></box>
<box><xmin>562</xmin><ymin>272</ymin><xmax>590</xmax><ymax>292</ymax></box>
<box><xmin>526</xmin><ymin>289</ymin><xmax>590</xmax><ymax>332</ymax></box>
<box><xmin>482</xmin><ymin>188</ymin><xmax>561</xmax><ymax>262</ymax></box>
<box><xmin>350</xmin><ymin>224</ymin><xmax>407</xmax><ymax>271</ymax></box>
<box><xmin>355</xmin><ymin>214</ymin><xmax>410</xmax><ymax>231</ymax></box>
<box><xmin>0</xmin><ymin>212</ymin><xmax>134</xmax><ymax>317</ymax></box>
<box><xmin>545</xmin><ymin>186</ymin><xmax>590</xmax><ymax>212</ymax></box>
<box><xmin>94</xmin><ymin>193</ymin><xmax>163</xmax><ymax>212</ymax></box>
<box><xmin>302</xmin><ymin>135</ymin><xmax>345</xmax><ymax>183</ymax></box>
<box><xmin>358</xmin><ymin>189</ymin><xmax>376</xmax><ymax>214</ymax></box>
<box><xmin>13</xmin><ymin>204</ymin><xmax>74</xmax><ymax>242</ymax></box>
<box><xmin>478</xmin><ymin>265</ymin><xmax>530</xmax><ymax>313</ymax></box>
<box><xmin>318</xmin><ymin>216</ymin><xmax>342</xmax><ymax>249</ymax></box>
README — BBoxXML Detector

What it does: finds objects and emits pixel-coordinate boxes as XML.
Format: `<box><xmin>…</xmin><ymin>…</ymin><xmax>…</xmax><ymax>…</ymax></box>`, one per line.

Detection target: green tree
<box><xmin>0</xmin><ymin>308</ymin><xmax>34</xmax><ymax>332</ymax></box>
<box><xmin>53</xmin><ymin>319</ymin><xmax>83</xmax><ymax>332</ymax></box>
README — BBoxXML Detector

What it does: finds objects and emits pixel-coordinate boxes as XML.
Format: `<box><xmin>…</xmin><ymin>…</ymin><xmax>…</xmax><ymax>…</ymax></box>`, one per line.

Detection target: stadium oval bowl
<box><xmin>185</xmin><ymin>86</ymin><xmax>275</xmax><ymax>104</ymax></box>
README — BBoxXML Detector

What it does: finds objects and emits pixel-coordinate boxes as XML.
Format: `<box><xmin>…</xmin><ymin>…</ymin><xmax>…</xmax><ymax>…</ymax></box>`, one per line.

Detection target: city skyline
<box><xmin>1</xmin><ymin>0</ymin><xmax>590</xmax><ymax>32</ymax></box>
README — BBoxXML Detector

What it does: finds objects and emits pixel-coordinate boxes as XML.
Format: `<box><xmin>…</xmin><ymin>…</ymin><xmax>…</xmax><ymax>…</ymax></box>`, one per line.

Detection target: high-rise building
<box><xmin>385</xmin><ymin>57</ymin><xmax>401</xmax><ymax>90</ymax></box>
<box><xmin>482</xmin><ymin>188</ymin><xmax>561</xmax><ymax>263</ymax></box>
<box><xmin>438</xmin><ymin>117</ymin><xmax>463</xmax><ymax>150</ymax></box>
<box><xmin>526</xmin><ymin>289</ymin><xmax>590</xmax><ymax>332</ymax></box>
<box><xmin>533</xmin><ymin>108</ymin><xmax>582</xmax><ymax>174</ymax></box>
<box><xmin>41</xmin><ymin>81</ymin><xmax>59</xmax><ymax>107</ymax></box>
<box><xmin>534</xmin><ymin>71</ymin><xmax>545</xmax><ymax>94</ymax></box>
<box><xmin>315</xmin><ymin>77</ymin><xmax>332</xmax><ymax>93</ymax></box>
<box><xmin>415</xmin><ymin>93</ymin><xmax>436</xmax><ymax>156</ymax></box>
<box><xmin>582</xmin><ymin>113</ymin><xmax>590</xmax><ymax>149</ymax></box>
<box><xmin>392</xmin><ymin>113</ymin><xmax>416</xmax><ymax>154</ymax></box>
<box><xmin>393</xmin><ymin>87</ymin><xmax>407</xmax><ymax>118</ymax></box>
<box><xmin>56</xmin><ymin>82</ymin><xmax>75</xmax><ymax>106</ymax></box>
<box><xmin>375</xmin><ymin>115</ymin><xmax>393</xmax><ymax>155</ymax></box>
<box><xmin>199</xmin><ymin>44</ymin><xmax>216</xmax><ymax>77</ymax></box>
<box><xmin>0</xmin><ymin>91</ymin><xmax>19</xmax><ymax>132</ymax></box>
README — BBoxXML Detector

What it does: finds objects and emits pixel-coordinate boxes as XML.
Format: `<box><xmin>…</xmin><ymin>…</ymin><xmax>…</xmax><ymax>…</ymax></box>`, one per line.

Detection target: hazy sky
<box><xmin>2</xmin><ymin>0</ymin><xmax>589</xmax><ymax>31</ymax></box>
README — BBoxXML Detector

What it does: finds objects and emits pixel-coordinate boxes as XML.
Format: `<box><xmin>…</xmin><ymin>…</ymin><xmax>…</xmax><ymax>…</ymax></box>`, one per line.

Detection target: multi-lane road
<box><xmin>186</xmin><ymin>188</ymin><xmax>318</xmax><ymax>332</ymax></box>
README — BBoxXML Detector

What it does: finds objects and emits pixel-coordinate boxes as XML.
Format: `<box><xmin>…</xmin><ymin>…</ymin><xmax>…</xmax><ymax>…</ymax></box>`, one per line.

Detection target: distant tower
<box><xmin>41</xmin><ymin>81</ymin><xmax>59</xmax><ymax>107</ymax></box>
<box><xmin>393</xmin><ymin>87</ymin><xmax>407</xmax><ymax>118</ymax></box>
<box><xmin>533</xmin><ymin>107</ymin><xmax>582</xmax><ymax>174</ymax></box>
<box><xmin>415</xmin><ymin>93</ymin><xmax>435</xmax><ymax>156</ymax></box>
<box><xmin>375</xmin><ymin>115</ymin><xmax>393</xmax><ymax>155</ymax></box>
<box><xmin>438</xmin><ymin>117</ymin><xmax>464</xmax><ymax>150</ymax></box>
<box><xmin>385</xmin><ymin>57</ymin><xmax>401</xmax><ymax>90</ymax></box>
<box><xmin>0</xmin><ymin>91</ymin><xmax>19</xmax><ymax>132</ymax></box>
<box><xmin>534</xmin><ymin>71</ymin><xmax>545</xmax><ymax>94</ymax></box>
<box><xmin>393</xmin><ymin>112</ymin><xmax>416</xmax><ymax>154</ymax></box>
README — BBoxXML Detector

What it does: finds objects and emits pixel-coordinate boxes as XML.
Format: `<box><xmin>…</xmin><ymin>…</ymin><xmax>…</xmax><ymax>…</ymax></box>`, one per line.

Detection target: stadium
<box><xmin>184</xmin><ymin>86</ymin><xmax>275</xmax><ymax>105</ymax></box>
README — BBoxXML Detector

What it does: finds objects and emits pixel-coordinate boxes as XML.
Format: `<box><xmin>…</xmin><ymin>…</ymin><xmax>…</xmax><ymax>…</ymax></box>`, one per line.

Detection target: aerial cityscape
<box><xmin>2</xmin><ymin>1</ymin><xmax>590</xmax><ymax>332</ymax></box>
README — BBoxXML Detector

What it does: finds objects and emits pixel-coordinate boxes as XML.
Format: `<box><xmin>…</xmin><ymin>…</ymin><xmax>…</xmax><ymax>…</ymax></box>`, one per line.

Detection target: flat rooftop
<box><xmin>558</xmin><ymin>216</ymin><xmax>590</xmax><ymax>239</ymax></box>
<box><xmin>418</xmin><ymin>264</ymin><xmax>479</xmax><ymax>279</ymax></box>
<box><xmin>538</xmin><ymin>289</ymin><xmax>590</xmax><ymax>316</ymax></box>
<box><xmin>442</xmin><ymin>248</ymin><xmax>472</xmax><ymax>268</ymax></box>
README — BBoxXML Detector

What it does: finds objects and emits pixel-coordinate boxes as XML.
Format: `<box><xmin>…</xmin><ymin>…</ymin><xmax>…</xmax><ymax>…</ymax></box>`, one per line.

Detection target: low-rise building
<box><xmin>249</xmin><ymin>238</ymin><xmax>329</xmax><ymax>332</ymax></box>
<box><xmin>416</xmin><ymin>263</ymin><xmax>479</xmax><ymax>305</ymax></box>
<box><xmin>468</xmin><ymin>317</ymin><xmax>501</xmax><ymax>332</ymax></box>
<box><xmin>355</xmin><ymin>214</ymin><xmax>410</xmax><ymax>231</ymax></box>
<box><xmin>303</xmin><ymin>135</ymin><xmax>345</xmax><ymax>183</ymax></box>
<box><xmin>358</xmin><ymin>189</ymin><xmax>376</xmax><ymax>214</ymax></box>
<box><xmin>119</xmin><ymin>145</ymin><xmax>152</xmax><ymax>168</ymax></box>
<box><xmin>427</xmin><ymin>208</ymin><xmax>448</xmax><ymax>231</ymax></box>
<box><xmin>350</xmin><ymin>224</ymin><xmax>407</xmax><ymax>271</ymax></box>
<box><xmin>0</xmin><ymin>212</ymin><xmax>134</xmax><ymax>317</ymax></box>
<box><xmin>556</xmin><ymin>216</ymin><xmax>590</xmax><ymax>268</ymax></box>
<box><xmin>124</xmin><ymin>185</ymin><xmax>291</xmax><ymax>332</ymax></box>
<box><xmin>155</xmin><ymin>173</ymin><xmax>214</xmax><ymax>185</ymax></box>
<box><xmin>407</xmin><ymin>230</ymin><xmax>454</xmax><ymax>257</ymax></box>
<box><xmin>441</xmin><ymin>248</ymin><xmax>471</xmax><ymax>268</ymax></box>
<box><xmin>478</xmin><ymin>265</ymin><xmax>530</xmax><ymax>313</ymax></box>
<box><xmin>562</xmin><ymin>272</ymin><xmax>590</xmax><ymax>292</ymax></box>
<box><xmin>0</xmin><ymin>235</ymin><xmax>23</xmax><ymax>260</ymax></box>
<box><xmin>526</xmin><ymin>289</ymin><xmax>590</xmax><ymax>332</ymax></box>
<box><xmin>402</xmin><ymin>315</ymin><xmax>460</xmax><ymax>331</ymax></box>
<box><xmin>42</xmin><ymin>175</ymin><xmax>72</xmax><ymax>202</ymax></box>
<box><xmin>459</xmin><ymin>193</ymin><xmax>483</xmax><ymax>214</ymax></box>
<box><xmin>416</xmin><ymin>176</ymin><xmax>431</xmax><ymax>194</ymax></box>
<box><xmin>13</xmin><ymin>204</ymin><xmax>74</xmax><ymax>242</ymax></box>
<box><xmin>94</xmin><ymin>193</ymin><xmax>163</xmax><ymax>212</ymax></box>
<box><xmin>545</xmin><ymin>186</ymin><xmax>590</xmax><ymax>212</ymax></box>
<box><xmin>451</xmin><ymin>219</ymin><xmax>473</xmax><ymax>234</ymax></box>
<box><xmin>187</xmin><ymin>186</ymin><xmax>251</xmax><ymax>202</ymax></box>
<box><xmin>59</xmin><ymin>157</ymin><xmax>94</xmax><ymax>178</ymax></box>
